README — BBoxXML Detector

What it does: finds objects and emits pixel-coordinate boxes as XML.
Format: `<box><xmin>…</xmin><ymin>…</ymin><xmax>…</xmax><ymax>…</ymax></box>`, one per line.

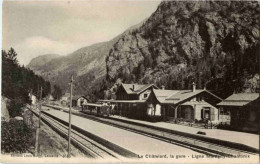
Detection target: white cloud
<box><xmin>3</xmin><ymin>0</ymin><xmax>161</xmax><ymax>66</ymax></box>
<box><xmin>12</xmin><ymin>36</ymin><xmax>82</xmax><ymax>65</ymax></box>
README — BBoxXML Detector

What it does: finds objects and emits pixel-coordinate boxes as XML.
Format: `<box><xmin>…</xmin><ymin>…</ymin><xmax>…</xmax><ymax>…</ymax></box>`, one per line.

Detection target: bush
<box><xmin>216</xmin><ymin>123</ymin><xmax>233</xmax><ymax>130</ymax></box>
<box><xmin>1</xmin><ymin>119</ymin><xmax>34</xmax><ymax>153</ymax></box>
<box><xmin>8</xmin><ymin>98</ymin><xmax>25</xmax><ymax>118</ymax></box>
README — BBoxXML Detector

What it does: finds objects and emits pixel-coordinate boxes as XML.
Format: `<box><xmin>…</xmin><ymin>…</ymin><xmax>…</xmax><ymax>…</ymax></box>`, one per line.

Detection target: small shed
<box><xmin>72</xmin><ymin>96</ymin><xmax>88</xmax><ymax>107</ymax></box>
<box><xmin>48</xmin><ymin>95</ymin><xmax>54</xmax><ymax>101</ymax></box>
<box><xmin>217</xmin><ymin>93</ymin><xmax>259</xmax><ymax>132</ymax></box>
<box><xmin>29</xmin><ymin>93</ymin><xmax>37</xmax><ymax>105</ymax></box>
<box><xmin>61</xmin><ymin>93</ymin><xmax>70</xmax><ymax>101</ymax></box>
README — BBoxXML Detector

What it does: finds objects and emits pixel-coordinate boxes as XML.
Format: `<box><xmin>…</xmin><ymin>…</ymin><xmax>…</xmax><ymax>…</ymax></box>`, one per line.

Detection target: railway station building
<box><xmin>101</xmin><ymin>83</ymin><xmax>226</xmax><ymax>124</ymax></box>
<box><xmin>109</xmin><ymin>83</ymin><xmax>159</xmax><ymax>119</ymax></box>
<box><xmin>116</xmin><ymin>83</ymin><xmax>158</xmax><ymax>100</ymax></box>
<box><xmin>217</xmin><ymin>93</ymin><xmax>260</xmax><ymax>133</ymax></box>
<box><xmin>146</xmin><ymin>83</ymin><xmax>223</xmax><ymax>123</ymax></box>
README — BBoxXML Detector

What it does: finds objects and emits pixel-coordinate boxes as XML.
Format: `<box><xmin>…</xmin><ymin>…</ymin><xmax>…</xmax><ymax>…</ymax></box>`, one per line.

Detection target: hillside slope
<box><xmin>27</xmin><ymin>54</ymin><xmax>60</xmax><ymax>70</ymax></box>
<box><xmin>27</xmin><ymin>19</ymin><xmax>146</xmax><ymax>100</ymax></box>
<box><xmin>27</xmin><ymin>41</ymin><xmax>113</xmax><ymax>98</ymax></box>
<box><xmin>106</xmin><ymin>1</ymin><xmax>260</xmax><ymax>98</ymax></box>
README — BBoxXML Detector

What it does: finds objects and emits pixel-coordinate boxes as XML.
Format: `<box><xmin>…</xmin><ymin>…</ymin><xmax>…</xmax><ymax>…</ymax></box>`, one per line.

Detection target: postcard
<box><xmin>1</xmin><ymin>0</ymin><xmax>259</xmax><ymax>163</ymax></box>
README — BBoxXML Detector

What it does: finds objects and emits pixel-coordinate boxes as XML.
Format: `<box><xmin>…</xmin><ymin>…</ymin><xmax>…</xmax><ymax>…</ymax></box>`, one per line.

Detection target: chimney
<box><xmin>192</xmin><ymin>82</ymin><xmax>196</xmax><ymax>92</ymax></box>
<box><xmin>132</xmin><ymin>84</ymin><xmax>135</xmax><ymax>91</ymax></box>
<box><xmin>161</xmin><ymin>85</ymin><xmax>165</xmax><ymax>90</ymax></box>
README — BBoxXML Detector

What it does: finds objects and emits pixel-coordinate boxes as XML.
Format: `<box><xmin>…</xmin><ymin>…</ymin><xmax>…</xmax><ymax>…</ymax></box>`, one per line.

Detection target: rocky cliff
<box><xmin>106</xmin><ymin>1</ymin><xmax>260</xmax><ymax>98</ymax></box>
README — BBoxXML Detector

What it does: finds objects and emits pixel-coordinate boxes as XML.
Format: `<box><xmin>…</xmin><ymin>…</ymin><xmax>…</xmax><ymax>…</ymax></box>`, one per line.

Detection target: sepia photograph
<box><xmin>1</xmin><ymin>0</ymin><xmax>260</xmax><ymax>163</ymax></box>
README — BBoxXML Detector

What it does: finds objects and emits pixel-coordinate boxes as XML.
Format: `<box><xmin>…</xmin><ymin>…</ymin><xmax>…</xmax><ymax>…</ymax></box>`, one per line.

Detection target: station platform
<box><xmin>43</xmin><ymin>108</ymin><xmax>203</xmax><ymax>160</ymax></box>
<box><xmin>109</xmin><ymin>115</ymin><xmax>259</xmax><ymax>149</ymax></box>
<box><xmin>41</xmin><ymin>107</ymin><xmax>259</xmax><ymax>162</ymax></box>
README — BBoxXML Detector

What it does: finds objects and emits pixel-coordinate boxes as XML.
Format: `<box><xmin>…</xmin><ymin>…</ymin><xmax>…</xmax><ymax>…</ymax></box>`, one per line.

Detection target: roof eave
<box><xmin>136</xmin><ymin>84</ymin><xmax>158</xmax><ymax>94</ymax></box>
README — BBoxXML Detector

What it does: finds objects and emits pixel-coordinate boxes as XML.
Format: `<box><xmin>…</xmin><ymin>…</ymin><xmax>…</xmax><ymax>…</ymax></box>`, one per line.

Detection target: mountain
<box><xmin>106</xmin><ymin>1</ymin><xmax>260</xmax><ymax>98</ymax></box>
<box><xmin>27</xmin><ymin>41</ymin><xmax>114</xmax><ymax>100</ymax></box>
<box><xmin>27</xmin><ymin>19</ymin><xmax>146</xmax><ymax>101</ymax></box>
<box><xmin>27</xmin><ymin>54</ymin><xmax>60</xmax><ymax>70</ymax></box>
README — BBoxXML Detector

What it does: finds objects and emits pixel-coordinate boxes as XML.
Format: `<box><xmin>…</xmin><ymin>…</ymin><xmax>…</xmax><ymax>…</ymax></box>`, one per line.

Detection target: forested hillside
<box><xmin>106</xmin><ymin>1</ymin><xmax>260</xmax><ymax>98</ymax></box>
<box><xmin>2</xmin><ymin>48</ymin><xmax>51</xmax><ymax>117</ymax></box>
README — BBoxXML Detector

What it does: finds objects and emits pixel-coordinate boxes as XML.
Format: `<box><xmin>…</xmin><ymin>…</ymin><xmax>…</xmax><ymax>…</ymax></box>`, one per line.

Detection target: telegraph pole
<box><xmin>35</xmin><ymin>87</ymin><xmax>42</xmax><ymax>157</ymax></box>
<box><xmin>68</xmin><ymin>76</ymin><xmax>74</xmax><ymax>158</ymax></box>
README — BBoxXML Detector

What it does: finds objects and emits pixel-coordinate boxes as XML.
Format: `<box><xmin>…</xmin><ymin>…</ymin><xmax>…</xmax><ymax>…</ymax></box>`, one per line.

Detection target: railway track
<box><xmin>43</xmin><ymin>104</ymin><xmax>259</xmax><ymax>158</ymax></box>
<box><xmin>31</xmin><ymin>108</ymin><xmax>137</xmax><ymax>160</ymax></box>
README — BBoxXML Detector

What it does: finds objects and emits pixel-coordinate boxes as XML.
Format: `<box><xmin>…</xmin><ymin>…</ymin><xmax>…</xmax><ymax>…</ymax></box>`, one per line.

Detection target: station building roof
<box><xmin>181</xmin><ymin>101</ymin><xmax>217</xmax><ymax>109</ymax></box>
<box><xmin>99</xmin><ymin>99</ymin><xmax>146</xmax><ymax>104</ymax></box>
<box><xmin>153</xmin><ymin>89</ymin><xmax>222</xmax><ymax>105</ymax></box>
<box><xmin>72</xmin><ymin>95</ymin><xmax>88</xmax><ymax>101</ymax></box>
<box><xmin>217</xmin><ymin>93</ymin><xmax>259</xmax><ymax>107</ymax></box>
<box><xmin>82</xmin><ymin>102</ymin><xmax>102</xmax><ymax>107</ymax></box>
<box><xmin>121</xmin><ymin>83</ymin><xmax>158</xmax><ymax>95</ymax></box>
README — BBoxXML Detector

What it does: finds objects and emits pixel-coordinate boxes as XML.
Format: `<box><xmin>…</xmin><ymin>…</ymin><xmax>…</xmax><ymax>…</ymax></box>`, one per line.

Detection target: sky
<box><xmin>2</xmin><ymin>0</ymin><xmax>161</xmax><ymax>65</ymax></box>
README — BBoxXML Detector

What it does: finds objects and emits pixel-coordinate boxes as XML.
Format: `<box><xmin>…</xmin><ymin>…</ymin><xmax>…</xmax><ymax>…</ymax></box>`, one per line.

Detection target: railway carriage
<box><xmin>82</xmin><ymin>103</ymin><xmax>110</xmax><ymax>117</ymax></box>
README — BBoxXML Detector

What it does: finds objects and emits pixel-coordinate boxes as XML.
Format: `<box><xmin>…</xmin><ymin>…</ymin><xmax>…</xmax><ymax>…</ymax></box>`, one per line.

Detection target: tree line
<box><xmin>2</xmin><ymin>48</ymin><xmax>52</xmax><ymax>117</ymax></box>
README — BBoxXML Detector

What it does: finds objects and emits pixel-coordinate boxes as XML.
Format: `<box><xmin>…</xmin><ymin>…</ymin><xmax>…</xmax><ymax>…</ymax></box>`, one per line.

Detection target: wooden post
<box><xmin>35</xmin><ymin>87</ymin><xmax>42</xmax><ymax>156</ymax></box>
<box><xmin>68</xmin><ymin>75</ymin><xmax>74</xmax><ymax>158</ymax></box>
<box><xmin>174</xmin><ymin>106</ymin><xmax>178</xmax><ymax>119</ymax></box>
<box><xmin>163</xmin><ymin>105</ymin><xmax>165</xmax><ymax>121</ymax></box>
<box><xmin>39</xmin><ymin>87</ymin><xmax>42</xmax><ymax>128</ymax></box>
<box><xmin>35</xmin><ymin>129</ymin><xmax>39</xmax><ymax>157</ymax></box>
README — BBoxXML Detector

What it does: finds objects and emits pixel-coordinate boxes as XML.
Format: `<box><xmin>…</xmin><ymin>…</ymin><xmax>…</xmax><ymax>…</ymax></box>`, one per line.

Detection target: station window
<box><xmin>197</xmin><ymin>97</ymin><xmax>202</xmax><ymax>101</ymax></box>
<box><xmin>220</xmin><ymin>108</ymin><xmax>230</xmax><ymax>115</ymax></box>
<box><xmin>144</xmin><ymin>93</ymin><xmax>148</xmax><ymax>98</ymax></box>
<box><xmin>161</xmin><ymin>106</ymin><xmax>164</xmax><ymax>115</ymax></box>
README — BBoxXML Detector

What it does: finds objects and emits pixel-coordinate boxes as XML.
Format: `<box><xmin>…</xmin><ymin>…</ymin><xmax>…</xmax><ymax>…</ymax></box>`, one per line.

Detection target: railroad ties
<box><xmin>30</xmin><ymin>108</ymin><xmax>137</xmax><ymax>160</ymax></box>
<box><xmin>42</xmin><ymin>104</ymin><xmax>258</xmax><ymax>158</ymax></box>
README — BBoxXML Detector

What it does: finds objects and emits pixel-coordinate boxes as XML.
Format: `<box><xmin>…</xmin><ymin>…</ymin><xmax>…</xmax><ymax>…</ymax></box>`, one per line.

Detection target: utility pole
<box><xmin>68</xmin><ymin>76</ymin><xmax>74</xmax><ymax>158</ymax></box>
<box><xmin>35</xmin><ymin>87</ymin><xmax>42</xmax><ymax>157</ymax></box>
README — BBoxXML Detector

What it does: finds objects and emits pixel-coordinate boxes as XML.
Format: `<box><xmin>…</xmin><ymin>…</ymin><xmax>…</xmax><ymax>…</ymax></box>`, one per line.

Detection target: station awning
<box><xmin>98</xmin><ymin>99</ymin><xmax>146</xmax><ymax>104</ymax></box>
<box><xmin>217</xmin><ymin>101</ymin><xmax>249</xmax><ymax>107</ymax></box>
<box><xmin>82</xmin><ymin>103</ymin><xmax>102</xmax><ymax>107</ymax></box>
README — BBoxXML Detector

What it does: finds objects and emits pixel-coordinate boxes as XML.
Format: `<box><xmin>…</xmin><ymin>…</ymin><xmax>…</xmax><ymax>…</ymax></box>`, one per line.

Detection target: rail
<box><xmin>31</xmin><ymin>108</ymin><xmax>138</xmax><ymax>159</ymax></box>
<box><xmin>43</xmin><ymin>104</ymin><xmax>259</xmax><ymax>157</ymax></box>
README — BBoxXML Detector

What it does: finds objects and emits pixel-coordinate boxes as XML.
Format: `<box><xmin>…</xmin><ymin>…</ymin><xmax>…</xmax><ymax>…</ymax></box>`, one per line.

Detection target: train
<box><xmin>43</xmin><ymin>102</ymin><xmax>113</xmax><ymax>117</ymax></box>
<box><xmin>81</xmin><ymin>102</ymin><xmax>111</xmax><ymax>117</ymax></box>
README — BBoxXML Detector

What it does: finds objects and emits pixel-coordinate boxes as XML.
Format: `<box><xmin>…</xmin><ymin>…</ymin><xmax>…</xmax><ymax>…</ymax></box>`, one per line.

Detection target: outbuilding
<box><xmin>72</xmin><ymin>96</ymin><xmax>88</xmax><ymax>107</ymax></box>
<box><xmin>29</xmin><ymin>93</ymin><xmax>37</xmax><ymax>105</ymax></box>
<box><xmin>217</xmin><ymin>93</ymin><xmax>259</xmax><ymax>132</ymax></box>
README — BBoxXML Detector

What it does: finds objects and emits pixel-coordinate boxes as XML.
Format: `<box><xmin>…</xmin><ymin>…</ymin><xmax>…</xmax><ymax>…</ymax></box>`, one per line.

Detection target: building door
<box><xmin>147</xmin><ymin>104</ymin><xmax>154</xmax><ymax>116</ymax></box>
<box><xmin>181</xmin><ymin>106</ymin><xmax>194</xmax><ymax>120</ymax></box>
<box><xmin>80</xmin><ymin>99</ymin><xmax>84</xmax><ymax>107</ymax></box>
<box><xmin>204</xmin><ymin>110</ymin><xmax>210</xmax><ymax>120</ymax></box>
<box><xmin>155</xmin><ymin>104</ymin><xmax>161</xmax><ymax>116</ymax></box>
<box><xmin>201</xmin><ymin>107</ymin><xmax>210</xmax><ymax>120</ymax></box>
